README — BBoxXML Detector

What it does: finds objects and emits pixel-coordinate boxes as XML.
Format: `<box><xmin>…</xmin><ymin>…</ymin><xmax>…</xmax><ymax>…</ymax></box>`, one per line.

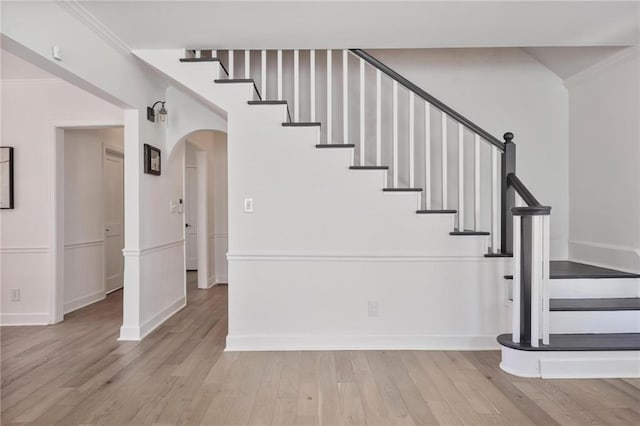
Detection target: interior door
<box><xmin>185</xmin><ymin>166</ymin><xmax>198</xmax><ymax>270</ymax></box>
<box><xmin>104</xmin><ymin>149</ymin><xmax>124</xmax><ymax>293</ymax></box>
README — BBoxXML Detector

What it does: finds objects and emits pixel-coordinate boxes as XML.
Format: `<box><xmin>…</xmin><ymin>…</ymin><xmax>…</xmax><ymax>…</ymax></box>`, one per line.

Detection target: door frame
<box><xmin>103</xmin><ymin>145</ymin><xmax>125</xmax><ymax>294</ymax></box>
<box><xmin>51</xmin><ymin>120</ymin><xmax>124</xmax><ymax>324</ymax></box>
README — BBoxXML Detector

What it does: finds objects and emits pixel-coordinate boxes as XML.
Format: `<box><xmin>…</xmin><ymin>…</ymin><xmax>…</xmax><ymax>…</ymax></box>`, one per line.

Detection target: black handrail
<box><xmin>350</xmin><ymin>49</ymin><xmax>505</xmax><ymax>151</ymax></box>
<box><xmin>507</xmin><ymin>173</ymin><xmax>551</xmax><ymax>216</ymax></box>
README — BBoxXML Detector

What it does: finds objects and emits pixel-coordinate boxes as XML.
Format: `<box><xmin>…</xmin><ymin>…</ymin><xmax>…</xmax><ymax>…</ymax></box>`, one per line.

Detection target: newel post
<box><xmin>501</xmin><ymin>132</ymin><xmax>516</xmax><ymax>255</ymax></box>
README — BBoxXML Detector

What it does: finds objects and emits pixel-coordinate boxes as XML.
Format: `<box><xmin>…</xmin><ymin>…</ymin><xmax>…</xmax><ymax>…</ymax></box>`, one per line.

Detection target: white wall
<box><xmin>566</xmin><ymin>47</ymin><xmax>640</xmax><ymax>273</ymax></box>
<box><xmin>0</xmin><ymin>77</ymin><xmax>123</xmax><ymax>325</ymax></box>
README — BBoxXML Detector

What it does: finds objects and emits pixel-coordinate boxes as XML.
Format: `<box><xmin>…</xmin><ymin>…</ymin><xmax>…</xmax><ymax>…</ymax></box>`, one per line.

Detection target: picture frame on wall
<box><xmin>144</xmin><ymin>143</ymin><xmax>161</xmax><ymax>176</ymax></box>
<box><xmin>0</xmin><ymin>147</ymin><xmax>14</xmax><ymax>209</ymax></box>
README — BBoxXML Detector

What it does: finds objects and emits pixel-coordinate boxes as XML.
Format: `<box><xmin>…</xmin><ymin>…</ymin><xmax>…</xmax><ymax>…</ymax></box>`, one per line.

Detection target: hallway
<box><xmin>1</xmin><ymin>275</ymin><xmax>639</xmax><ymax>425</ymax></box>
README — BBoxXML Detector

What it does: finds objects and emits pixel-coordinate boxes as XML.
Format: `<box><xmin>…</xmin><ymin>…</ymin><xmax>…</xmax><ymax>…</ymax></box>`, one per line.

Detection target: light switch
<box><xmin>244</xmin><ymin>198</ymin><xmax>254</xmax><ymax>213</ymax></box>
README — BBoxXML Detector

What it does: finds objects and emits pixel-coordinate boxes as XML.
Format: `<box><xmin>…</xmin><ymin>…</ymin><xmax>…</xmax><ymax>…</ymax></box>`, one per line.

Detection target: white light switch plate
<box><xmin>244</xmin><ymin>198</ymin><xmax>254</xmax><ymax>213</ymax></box>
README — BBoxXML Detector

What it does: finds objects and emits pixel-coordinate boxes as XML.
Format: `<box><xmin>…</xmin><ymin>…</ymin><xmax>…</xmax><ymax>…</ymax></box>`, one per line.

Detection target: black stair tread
<box><xmin>550</xmin><ymin>298</ymin><xmax>640</xmax><ymax>311</ymax></box>
<box><xmin>450</xmin><ymin>230</ymin><xmax>490</xmax><ymax>236</ymax></box>
<box><xmin>504</xmin><ymin>261</ymin><xmax>640</xmax><ymax>280</ymax></box>
<box><xmin>484</xmin><ymin>252</ymin><xmax>513</xmax><ymax>258</ymax></box>
<box><xmin>282</xmin><ymin>122</ymin><xmax>321</xmax><ymax>127</ymax></box>
<box><xmin>497</xmin><ymin>333</ymin><xmax>640</xmax><ymax>351</ymax></box>
<box><xmin>248</xmin><ymin>100</ymin><xmax>288</xmax><ymax>105</ymax></box>
<box><xmin>416</xmin><ymin>209</ymin><xmax>457</xmax><ymax>214</ymax></box>
<box><xmin>383</xmin><ymin>188</ymin><xmax>423</xmax><ymax>192</ymax></box>
<box><xmin>214</xmin><ymin>78</ymin><xmax>255</xmax><ymax>83</ymax></box>
<box><xmin>350</xmin><ymin>166</ymin><xmax>389</xmax><ymax>170</ymax></box>
<box><xmin>315</xmin><ymin>144</ymin><xmax>355</xmax><ymax>148</ymax></box>
<box><xmin>180</xmin><ymin>57</ymin><xmax>221</xmax><ymax>62</ymax></box>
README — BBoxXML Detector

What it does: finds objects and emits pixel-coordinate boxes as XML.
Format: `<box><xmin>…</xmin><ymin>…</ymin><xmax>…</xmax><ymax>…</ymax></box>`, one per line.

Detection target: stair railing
<box><xmin>508</xmin><ymin>173</ymin><xmax>551</xmax><ymax>347</ymax></box>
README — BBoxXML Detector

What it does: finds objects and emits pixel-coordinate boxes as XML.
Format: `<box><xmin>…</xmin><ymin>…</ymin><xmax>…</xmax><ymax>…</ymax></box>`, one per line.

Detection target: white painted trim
<box><xmin>106</xmin><ymin>285</ymin><xmax>123</xmax><ymax>295</ymax></box>
<box><xmin>569</xmin><ymin>239</ymin><xmax>640</xmax><ymax>274</ymax></box>
<box><xmin>118</xmin><ymin>296</ymin><xmax>186</xmax><ymax>341</ymax></box>
<box><xmin>207</xmin><ymin>276</ymin><xmax>218</xmax><ymax>287</ymax></box>
<box><xmin>0</xmin><ymin>313</ymin><xmax>50</xmax><ymax>326</ymax></box>
<box><xmin>0</xmin><ymin>247</ymin><xmax>49</xmax><ymax>254</ymax></box>
<box><xmin>564</xmin><ymin>45</ymin><xmax>640</xmax><ymax>88</ymax></box>
<box><xmin>122</xmin><ymin>239</ymin><xmax>185</xmax><ymax>257</ymax></box>
<box><xmin>226</xmin><ymin>334</ymin><xmax>499</xmax><ymax>352</ymax></box>
<box><xmin>215</xmin><ymin>275</ymin><xmax>228</xmax><ymax>284</ymax></box>
<box><xmin>227</xmin><ymin>252</ymin><xmax>497</xmax><ymax>262</ymax></box>
<box><xmin>64</xmin><ymin>239</ymin><xmax>103</xmax><ymax>250</ymax></box>
<box><xmin>64</xmin><ymin>289</ymin><xmax>106</xmax><ymax>314</ymax></box>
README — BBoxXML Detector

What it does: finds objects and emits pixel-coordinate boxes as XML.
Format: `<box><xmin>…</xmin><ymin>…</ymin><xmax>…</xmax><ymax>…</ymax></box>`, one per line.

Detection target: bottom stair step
<box><xmin>498</xmin><ymin>333</ymin><xmax>640</xmax><ymax>351</ymax></box>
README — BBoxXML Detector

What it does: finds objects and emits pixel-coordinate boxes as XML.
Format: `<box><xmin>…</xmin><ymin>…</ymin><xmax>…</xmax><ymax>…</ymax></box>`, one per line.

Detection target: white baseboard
<box><xmin>118</xmin><ymin>296</ymin><xmax>186</xmax><ymax>341</ymax></box>
<box><xmin>64</xmin><ymin>290</ymin><xmax>106</xmax><ymax>314</ymax></box>
<box><xmin>106</xmin><ymin>286</ymin><xmax>123</xmax><ymax>295</ymax></box>
<box><xmin>225</xmin><ymin>334</ymin><xmax>499</xmax><ymax>351</ymax></box>
<box><xmin>0</xmin><ymin>313</ymin><xmax>49</xmax><ymax>326</ymax></box>
<box><xmin>569</xmin><ymin>240</ymin><xmax>640</xmax><ymax>274</ymax></box>
<box><xmin>215</xmin><ymin>274</ymin><xmax>228</xmax><ymax>284</ymax></box>
<box><xmin>207</xmin><ymin>276</ymin><xmax>217</xmax><ymax>288</ymax></box>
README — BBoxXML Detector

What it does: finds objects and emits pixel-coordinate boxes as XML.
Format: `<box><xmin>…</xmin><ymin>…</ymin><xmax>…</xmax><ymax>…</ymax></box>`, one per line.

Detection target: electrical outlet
<box><xmin>11</xmin><ymin>289</ymin><xmax>20</xmax><ymax>302</ymax></box>
<box><xmin>368</xmin><ymin>301</ymin><xmax>378</xmax><ymax>317</ymax></box>
<box><xmin>244</xmin><ymin>198</ymin><xmax>254</xmax><ymax>213</ymax></box>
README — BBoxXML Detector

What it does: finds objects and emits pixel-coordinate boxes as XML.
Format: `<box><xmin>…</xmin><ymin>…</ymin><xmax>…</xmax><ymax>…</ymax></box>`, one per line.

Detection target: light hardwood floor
<box><xmin>2</xmin><ymin>273</ymin><xmax>639</xmax><ymax>425</ymax></box>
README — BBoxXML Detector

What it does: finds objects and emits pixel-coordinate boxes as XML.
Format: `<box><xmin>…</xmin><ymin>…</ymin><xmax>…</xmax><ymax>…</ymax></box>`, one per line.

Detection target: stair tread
<box><xmin>504</xmin><ymin>261</ymin><xmax>640</xmax><ymax>280</ymax></box>
<box><xmin>450</xmin><ymin>230</ymin><xmax>490</xmax><ymax>236</ymax></box>
<box><xmin>315</xmin><ymin>144</ymin><xmax>355</xmax><ymax>148</ymax></box>
<box><xmin>214</xmin><ymin>78</ymin><xmax>254</xmax><ymax>83</ymax></box>
<box><xmin>497</xmin><ymin>332</ymin><xmax>640</xmax><ymax>351</ymax></box>
<box><xmin>550</xmin><ymin>297</ymin><xmax>640</xmax><ymax>311</ymax></box>
<box><xmin>484</xmin><ymin>252</ymin><xmax>513</xmax><ymax>258</ymax></box>
<box><xmin>416</xmin><ymin>209</ymin><xmax>457</xmax><ymax>214</ymax></box>
<box><xmin>282</xmin><ymin>122</ymin><xmax>321</xmax><ymax>127</ymax></box>
<box><xmin>180</xmin><ymin>57</ymin><xmax>221</xmax><ymax>62</ymax></box>
<box><xmin>248</xmin><ymin>100</ymin><xmax>288</xmax><ymax>105</ymax></box>
<box><xmin>383</xmin><ymin>188</ymin><xmax>423</xmax><ymax>192</ymax></box>
<box><xmin>350</xmin><ymin>166</ymin><xmax>389</xmax><ymax>170</ymax></box>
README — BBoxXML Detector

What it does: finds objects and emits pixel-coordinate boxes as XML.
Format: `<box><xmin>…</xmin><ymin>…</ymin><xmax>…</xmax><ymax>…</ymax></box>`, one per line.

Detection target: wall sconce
<box><xmin>147</xmin><ymin>101</ymin><xmax>168</xmax><ymax>123</ymax></box>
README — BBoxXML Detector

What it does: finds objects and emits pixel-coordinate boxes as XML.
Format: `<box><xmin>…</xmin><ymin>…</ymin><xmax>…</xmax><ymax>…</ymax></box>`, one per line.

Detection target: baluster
<box><xmin>424</xmin><ymin>102</ymin><xmax>431</xmax><ymax>209</ymax></box>
<box><xmin>327</xmin><ymin>50</ymin><xmax>332</xmax><ymax>145</ymax></box>
<box><xmin>310</xmin><ymin>50</ymin><xmax>316</xmax><ymax>121</ymax></box>
<box><xmin>212</xmin><ymin>49</ymin><xmax>217</xmax><ymax>58</ymax></box>
<box><xmin>277</xmin><ymin>49</ymin><xmax>283</xmax><ymax>100</ymax></box>
<box><xmin>244</xmin><ymin>49</ymin><xmax>250</xmax><ymax>79</ymax></box>
<box><xmin>376</xmin><ymin>70</ymin><xmax>382</xmax><ymax>166</ymax></box>
<box><xmin>474</xmin><ymin>134</ymin><xmax>481</xmax><ymax>231</ymax></box>
<box><xmin>359</xmin><ymin>58</ymin><xmax>365</xmax><ymax>166</ymax></box>
<box><xmin>294</xmin><ymin>49</ymin><xmax>299</xmax><ymax>122</ymax></box>
<box><xmin>229</xmin><ymin>49</ymin><xmax>234</xmax><ymax>78</ymax></box>
<box><xmin>195</xmin><ymin>50</ymin><xmax>201</xmax><ymax>59</ymax></box>
<box><xmin>491</xmin><ymin>146</ymin><xmax>499</xmax><ymax>252</ymax></box>
<box><xmin>261</xmin><ymin>50</ymin><xmax>267</xmax><ymax>98</ymax></box>
<box><xmin>512</xmin><ymin>213</ymin><xmax>521</xmax><ymax>343</ymax></box>
<box><xmin>409</xmin><ymin>92</ymin><xmax>415</xmax><ymax>187</ymax></box>
<box><xmin>542</xmin><ymin>214</ymin><xmax>551</xmax><ymax>345</ymax></box>
<box><xmin>458</xmin><ymin>124</ymin><xmax>464</xmax><ymax>231</ymax></box>
<box><xmin>530</xmin><ymin>215</ymin><xmax>542</xmax><ymax>348</ymax></box>
<box><xmin>441</xmin><ymin>113</ymin><xmax>448</xmax><ymax>209</ymax></box>
<box><xmin>343</xmin><ymin>50</ymin><xmax>348</xmax><ymax>145</ymax></box>
<box><xmin>392</xmin><ymin>80</ymin><xmax>399</xmax><ymax>188</ymax></box>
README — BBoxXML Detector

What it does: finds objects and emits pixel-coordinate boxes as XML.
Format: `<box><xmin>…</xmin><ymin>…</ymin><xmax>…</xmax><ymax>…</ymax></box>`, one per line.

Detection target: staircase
<box><xmin>136</xmin><ymin>48</ymin><xmax>639</xmax><ymax>378</ymax></box>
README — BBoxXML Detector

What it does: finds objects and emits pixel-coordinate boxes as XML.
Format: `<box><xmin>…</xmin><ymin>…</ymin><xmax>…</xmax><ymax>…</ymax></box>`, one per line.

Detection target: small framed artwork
<box><xmin>0</xmin><ymin>147</ymin><xmax>14</xmax><ymax>209</ymax></box>
<box><xmin>144</xmin><ymin>144</ymin><xmax>161</xmax><ymax>176</ymax></box>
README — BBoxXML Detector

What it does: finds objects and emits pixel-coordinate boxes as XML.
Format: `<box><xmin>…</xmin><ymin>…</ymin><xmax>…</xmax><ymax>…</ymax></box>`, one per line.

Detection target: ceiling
<box><xmin>78</xmin><ymin>1</ymin><xmax>639</xmax><ymax>50</ymax></box>
<box><xmin>522</xmin><ymin>46</ymin><xmax>627</xmax><ymax>80</ymax></box>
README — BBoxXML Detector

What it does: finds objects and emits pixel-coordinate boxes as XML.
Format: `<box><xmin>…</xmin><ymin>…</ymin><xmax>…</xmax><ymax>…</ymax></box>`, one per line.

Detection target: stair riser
<box><xmin>550</xmin><ymin>278</ymin><xmax>640</xmax><ymax>299</ymax></box>
<box><xmin>550</xmin><ymin>311</ymin><xmax>640</xmax><ymax>334</ymax></box>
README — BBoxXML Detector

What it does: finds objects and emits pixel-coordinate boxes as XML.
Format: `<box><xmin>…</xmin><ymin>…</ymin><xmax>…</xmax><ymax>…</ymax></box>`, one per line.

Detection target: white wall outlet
<box><xmin>368</xmin><ymin>301</ymin><xmax>378</xmax><ymax>317</ymax></box>
<box><xmin>11</xmin><ymin>289</ymin><xmax>20</xmax><ymax>302</ymax></box>
<box><xmin>243</xmin><ymin>198</ymin><xmax>254</xmax><ymax>213</ymax></box>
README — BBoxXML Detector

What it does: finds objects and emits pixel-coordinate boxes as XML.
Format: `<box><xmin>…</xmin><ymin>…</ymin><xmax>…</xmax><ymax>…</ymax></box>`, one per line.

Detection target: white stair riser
<box><xmin>550</xmin><ymin>310</ymin><xmax>640</xmax><ymax>334</ymax></box>
<box><xmin>550</xmin><ymin>278</ymin><xmax>640</xmax><ymax>298</ymax></box>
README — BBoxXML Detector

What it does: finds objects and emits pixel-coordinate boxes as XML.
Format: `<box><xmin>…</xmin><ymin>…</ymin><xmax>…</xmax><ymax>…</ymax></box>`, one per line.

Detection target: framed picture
<box><xmin>0</xmin><ymin>147</ymin><xmax>14</xmax><ymax>209</ymax></box>
<box><xmin>144</xmin><ymin>144</ymin><xmax>161</xmax><ymax>176</ymax></box>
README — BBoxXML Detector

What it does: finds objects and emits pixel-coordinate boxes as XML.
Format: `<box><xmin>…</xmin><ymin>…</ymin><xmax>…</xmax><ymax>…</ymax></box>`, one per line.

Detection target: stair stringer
<box><xmin>135</xmin><ymin>49</ymin><xmax>510</xmax><ymax>351</ymax></box>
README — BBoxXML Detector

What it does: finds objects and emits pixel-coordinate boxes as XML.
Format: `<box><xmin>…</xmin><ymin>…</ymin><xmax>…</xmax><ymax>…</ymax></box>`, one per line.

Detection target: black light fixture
<box><xmin>147</xmin><ymin>101</ymin><xmax>168</xmax><ymax>123</ymax></box>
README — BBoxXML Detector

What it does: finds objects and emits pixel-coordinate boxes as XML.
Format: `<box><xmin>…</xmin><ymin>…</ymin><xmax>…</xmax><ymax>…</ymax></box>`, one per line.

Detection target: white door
<box><xmin>185</xmin><ymin>166</ymin><xmax>198</xmax><ymax>270</ymax></box>
<box><xmin>104</xmin><ymin>149</ymin><xmax>124</xmax><ymax>293</ymax></box>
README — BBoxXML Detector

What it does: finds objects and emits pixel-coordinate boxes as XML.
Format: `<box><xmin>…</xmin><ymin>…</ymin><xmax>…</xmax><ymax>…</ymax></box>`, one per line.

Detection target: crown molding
<box><xmin>564</xmin><ymin>45</ymin><xmax>640</xmax><ymax>89</ymax></box>
<box><xmin>55</xmin><ymin>0</ymin><xmax>132</xmax><ymax>56</ymax></box>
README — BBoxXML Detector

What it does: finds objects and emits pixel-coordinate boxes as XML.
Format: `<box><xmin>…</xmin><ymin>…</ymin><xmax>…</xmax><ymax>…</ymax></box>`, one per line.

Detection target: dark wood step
<box><xmin>248</xmin><ymin>100</ymin><xmax>288</xmax><ymax>105</ymax></box>
<box><xmin>497</xmin><ymin>333</ymin><xmax>640</xmax><ymax>351</ymax></box>
<box><xmin>504</xmin><ymin>261</ymin><xmax>640</xmax><ymax>280</ymax></box>
<box><xmin>349</xmin><ymin>166</ymin><xmax>389</xmax><ymax>170</ymax></box>
<box><xmin>484</xmin><ymin>252</ymin><xmax>513</xmax><ymax>258</ymax></box>
<box><xmin>315</xmin><ymin>144</ymin><xmax>355</xmax><ymax>148</ymax></box>
<box><xmin>383</xmin><ymin>188</ymin><xmax>423</xmax><ymax>192</ymax></box>
<box><xmin>550</xmin><ymin>298</ymin><xmax>640</xmax><ymax>311</ymax></box>
<box><xmin>450</xmin><ymin>230</ymin><xmax>490</xmax><ymax>236</ymax></box>
<box><xmin>416</xmin><ymin>209</ymin><xmax>457</xmax><ymax>214</ymax></box>
<box><xmin>282</xmin><ymin>122</ymin><xmax>321</xmax><ymax>127</ymax></box>
<box><xmin>182</xmin><ymin>57</ymin><xmax>229</xmax><ymax>75</ymax></box>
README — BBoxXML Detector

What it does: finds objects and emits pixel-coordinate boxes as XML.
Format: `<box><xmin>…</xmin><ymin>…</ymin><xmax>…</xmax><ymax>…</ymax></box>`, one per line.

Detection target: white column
<box><xmin>376</xmin><ymin>70</ymin><xmax>382</xmax><ymax>166</ymax></box>
<box><xmin>229</xmin><ymin>49</ymin><xmax>234</xmax><ymax>78</ymax></box>
<box><xmin>474</xmin><ymin>135</ymin><xmax>481</xmax><ymax>231</ymax></box>
<box><xmin>542</xmin><ymin>214</ymin><xmax>551</xmax><ymax>345</ymax></box>
<box><xmin>530</xmin><ymin>215</ymin><xmax>542</xmax><ymax>348</ymax></box>
<box><xmin>512</xmin><ymin>214</ymin><xmax>521</xmax><ymax>343</ymax></box>
<box><xmin>310</xmin><ymin>49</ymin><xmax>316</xmax><ymax>121</ymax></box>
<box><xmin>294</xmin><ymin>49</ymin><xmax>299</xmax><ymax>122</ymax></box>
<box><xmin>409</xmin><ymin>92</ymin><xmax>415</xmax><ymax>187</ymax></box>
<box><xmin>261</xmin><ymin>50</ymin><xmax>267</xmax><ymax>99</ymax></box>
<box><xmin>491</xmin><ymin>146</ymin><xmax>499</xmax><ymax>252</ymax></box>
<box><xmin>359</xmin><ymin>58</ymin><xmax>365</xmax><ymax>166</ymax></box>
<box><xmin>244</xmin><ymin>49</ymin><xmax>250</xmax><ymax>79</ymax></box>
<box><xmin>424</xmin><ymin>102</ymin><xmax>431</xmax><ymax>209</ymax></box>
<box><xmin>277</xmin><ymin>49</ymin><xmax>283</xmax><ymax>100</ymax></box>
<box><xmin>392</xmin><ymin>80</ymin><xmax>399</xmax><ymax>188</ymax></box>
<box><xmin>327</xmin><ymin>49</ymin><xmax>332</xmax><ymax>144</ymax></box>
<box><xmin>196</xmin><ymin>151</ymin><xmax>209</xmax><ymax>290</ymax></box>
<box><xmin>343</xmin><ymin>49</ymin><xmax>348</xmax><ymax>145</ymax></box>
<box><xmin>441</xmin><ymin>113</ymin><xmax>448</xmax><ymax>209</ymax></box>
<box><xmin>457</xmin><ymin>123</ymin><xmax>464</xmax><ymax>231</ymax></box>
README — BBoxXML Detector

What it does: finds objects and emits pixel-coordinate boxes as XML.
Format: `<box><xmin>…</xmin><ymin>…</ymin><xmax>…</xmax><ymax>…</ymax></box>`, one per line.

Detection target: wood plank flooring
<box><xmin>2</xmin><ymin>273</ymin><xmax>639</xmax><ymax>425</ymax></box>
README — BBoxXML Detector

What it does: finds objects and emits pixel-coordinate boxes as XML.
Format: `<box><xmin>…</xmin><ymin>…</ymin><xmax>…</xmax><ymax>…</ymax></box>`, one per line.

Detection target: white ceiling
<box><xmin>522</xmin><ymin>46</ymin><xmax>627</xmax><ymax>80</ymax></box>
<box><xmin>78</xmin><ymin>1</ymin><xmax>640</xmax><ymax>50</ymax></box>
<box><xmin>1</xmin><ymin>49</ymin><xmax>56</xmax><ymax>80</ymax></box>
